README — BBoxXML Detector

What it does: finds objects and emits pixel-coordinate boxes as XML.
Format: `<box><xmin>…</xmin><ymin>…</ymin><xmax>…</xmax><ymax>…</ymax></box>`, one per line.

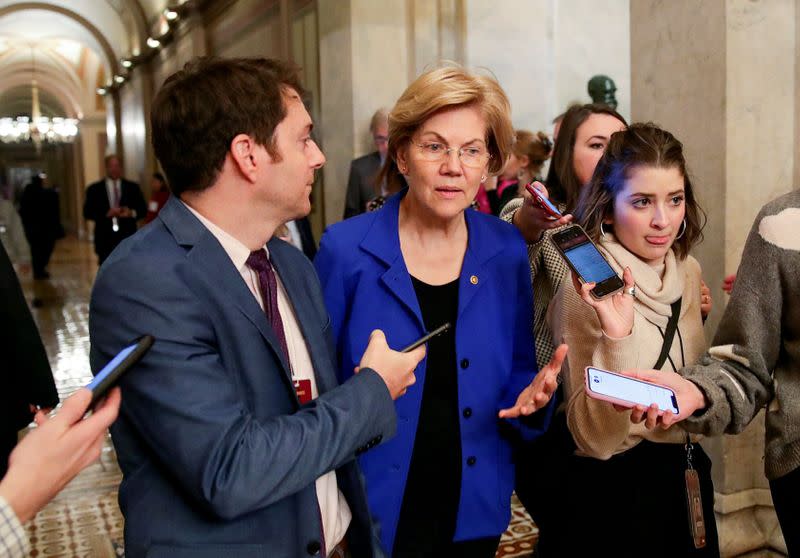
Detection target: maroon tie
<box><xmin>246</xmin><ymin>249</ymin><xmax>289</xmax><ymax>361</ymax></box>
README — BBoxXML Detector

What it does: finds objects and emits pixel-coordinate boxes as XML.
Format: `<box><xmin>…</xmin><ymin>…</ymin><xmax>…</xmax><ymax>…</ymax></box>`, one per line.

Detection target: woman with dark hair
<box><xmin>315</xmin><ymin>65</ymin><xmax>565</xmax><ymax>557</ymax></box>
<box><xmin>500</xmin><ymin>104</ymin><xmax>628</xmax><ymax>553</ymax></box>
<box><xmin>548</xmin><ymin>123</ymin><xmax>718</xmax><ymax>556</ymax></box>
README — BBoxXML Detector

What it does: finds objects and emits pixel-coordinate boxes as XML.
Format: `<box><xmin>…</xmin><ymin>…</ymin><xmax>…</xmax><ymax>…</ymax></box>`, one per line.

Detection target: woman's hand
<box><xmin>699</xmin><ymin>280</ymin><xmax>712</xmax><ymax>320</ymax></box>
<box><xmin>499</xmin><ymin>344</ymin><xmax>568</xmax><ymax>418</ymax></box>
<box><xmin>512</xmin><ymin>182</ymin><xmax>572</xmax><ymax>243</ymax></box>
<box><xmin>572</xmin><ymin>267</ymin><xmax>635</xmax><ymax>339</ymax></box>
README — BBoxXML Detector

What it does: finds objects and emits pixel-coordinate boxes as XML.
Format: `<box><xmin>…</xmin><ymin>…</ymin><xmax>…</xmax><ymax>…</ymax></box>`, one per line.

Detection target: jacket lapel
<box><xmin>159</xmin><ymin>198</ymin><xmax>294</xmax><ymax>385</ymax></box>
<box><xmin>359</xmin><ymin>193</ymin><xmax>425</xmax><ymax>332</ymax></box>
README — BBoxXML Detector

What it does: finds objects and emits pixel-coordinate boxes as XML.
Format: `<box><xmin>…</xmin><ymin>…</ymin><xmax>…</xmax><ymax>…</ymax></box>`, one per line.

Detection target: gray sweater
<box><xmin>680</xmin><ymin>189</ymin><xmax>800</xmax><ymax>480</ymax></box>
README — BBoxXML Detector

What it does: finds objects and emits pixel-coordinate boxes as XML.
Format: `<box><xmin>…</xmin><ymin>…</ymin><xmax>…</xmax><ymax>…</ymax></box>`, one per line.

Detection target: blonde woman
<box><xmin>315</xmin><ymin>67</ymin><xmax>566</xmax><ymax>557</ymax></box>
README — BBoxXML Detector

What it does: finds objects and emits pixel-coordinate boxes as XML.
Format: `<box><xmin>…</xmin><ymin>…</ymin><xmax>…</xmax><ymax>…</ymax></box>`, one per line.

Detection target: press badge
<box><xmin>294</xmin><ymin>379</ymin><xmax>312</xmax><ymax>404</ymax></box>
<box><xmin>685</xmin><ymin>465</ymin><xmax>707</xmax><ymax>548</ymax></box>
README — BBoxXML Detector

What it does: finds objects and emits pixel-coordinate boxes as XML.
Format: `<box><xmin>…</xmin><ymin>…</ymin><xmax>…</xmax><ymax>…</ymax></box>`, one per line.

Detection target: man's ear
<box><xmin>230</xmin><ymin>134</ymin><xmax>259</xmax><ymax>183</ymax></box>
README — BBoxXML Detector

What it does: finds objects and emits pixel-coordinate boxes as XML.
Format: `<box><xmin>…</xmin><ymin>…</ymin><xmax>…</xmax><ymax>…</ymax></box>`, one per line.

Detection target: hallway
<box><xmin>18</xmin><ymin>237</ymin><xmax>537</xmax><ymax>558</ymax></box>
<box><xmin>19</xmin><ymin>237</ymin><xmax>122</xmax><ymax>558</ymax></box>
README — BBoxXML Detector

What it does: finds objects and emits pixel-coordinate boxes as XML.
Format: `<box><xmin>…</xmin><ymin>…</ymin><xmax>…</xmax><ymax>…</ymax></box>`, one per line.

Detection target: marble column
<box><xmin>631</xmin><ymin>1</ymin><xmax>795</xmax><ymax>555</ymax></box>
<box><xmin>318</xmin><ymin>0</ymin><xmax>410</xmax><ymax>224</ymax></box>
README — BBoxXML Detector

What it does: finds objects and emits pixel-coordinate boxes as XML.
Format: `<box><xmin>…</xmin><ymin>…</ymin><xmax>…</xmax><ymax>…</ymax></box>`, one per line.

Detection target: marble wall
<box><xmin>631</xmin><ymin>0</ymin><xmax>797</xmax><ymax>555</ymax></box>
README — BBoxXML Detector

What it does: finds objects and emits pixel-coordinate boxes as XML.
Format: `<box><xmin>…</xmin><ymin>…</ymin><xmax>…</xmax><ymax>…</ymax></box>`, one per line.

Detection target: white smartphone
<box><xmin>584</xmin><ymin>366</ymin><xmax>679</xmax><ymax>415</ymax></box>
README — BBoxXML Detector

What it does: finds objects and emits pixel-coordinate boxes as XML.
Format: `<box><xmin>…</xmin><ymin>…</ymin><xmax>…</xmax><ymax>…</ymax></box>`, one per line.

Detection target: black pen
<box><xmin>400</xmin><ymin>322</ymin><xmax>451</xmax><ymax>353</ymax></box>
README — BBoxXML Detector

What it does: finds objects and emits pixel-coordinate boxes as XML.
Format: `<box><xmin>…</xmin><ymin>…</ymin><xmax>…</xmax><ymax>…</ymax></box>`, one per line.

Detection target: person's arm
<box><xmin>676</xmin><ymin>213</ymin><xmax>782</xmax><ymax>435</ymax></box>
<box><xmin>90</xmin><ymin>255</ymin><xmax>417</xmax><ymax>521</ymax></box>
<box><xmin>550</xmin><ymin>277</ymin><xmax>643</xmax><ymax>459</ymax></box>
<box><xmin>501</xmin><ymin>183</ymin><xmax>572</xmax><ymax>244</ymax></box>
<box><xmin>497</xmin><ymin>237</ymin><xmax>560</xmax><ymax>433</ymax></box>
<box><xmin>0</xmin><ymin>388</ymin><xmax>121</xmax><ymax>525</ymax></box>
<box><xmin>621</xmin><ymin>205</ymin><xmax>785</xmax><ymax>432</ymax></box>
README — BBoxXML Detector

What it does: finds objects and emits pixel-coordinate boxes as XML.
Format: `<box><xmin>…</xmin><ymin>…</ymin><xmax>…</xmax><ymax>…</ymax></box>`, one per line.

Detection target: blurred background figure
<box><xmin>476</xmin><ymin>129</ymin><xmax>553</xmax><ymax>216</ymax></box>
<box><xmin>19</xmin><ymin>173</ymin><xmax>63</xmax><ymax>280</ymax></box>
<box><xmin>0</xmin><ymin>194</ymin><xmax>30</xmax><ymax>272</ymax></box>
<box><xmin>143</xmin><ymin>172</ymin><xmax>169</xmax><ymax>224</ymax></box>
<box><xmin>343</xmin><ymin>108</ymin><xmax>390</xmax><ymax>218</ymax></box>
<box><xmin>83</xmin><ymin>155</ymin><xmax>146</xmax><ymax>265</ymax></box>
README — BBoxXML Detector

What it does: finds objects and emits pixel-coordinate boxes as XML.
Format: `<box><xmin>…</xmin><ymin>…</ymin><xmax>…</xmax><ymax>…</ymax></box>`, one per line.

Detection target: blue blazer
<box><xmin>315</xmin><ymin>192</ymin><xmax>553</xmax><ymax>553</ymax></box>
<box><xmin>89</xmin><ymin>196</ymin><xmax>395</xmax><ymax>558</ymax></box>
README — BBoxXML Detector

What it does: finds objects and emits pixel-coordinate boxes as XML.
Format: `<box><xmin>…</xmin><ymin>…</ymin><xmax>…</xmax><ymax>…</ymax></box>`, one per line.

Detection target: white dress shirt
<box><xmin>185</xmin><ymin>203</ymin><xmax>351</xmax><ymax>555</ymax></box>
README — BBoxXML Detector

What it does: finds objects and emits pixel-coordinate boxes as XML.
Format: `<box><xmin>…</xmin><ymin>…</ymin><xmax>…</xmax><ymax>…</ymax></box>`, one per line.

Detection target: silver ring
<box><xmin>624</xmin><ymin>286</ymin><xmax>636</xmax><ymax>297</ymax></box>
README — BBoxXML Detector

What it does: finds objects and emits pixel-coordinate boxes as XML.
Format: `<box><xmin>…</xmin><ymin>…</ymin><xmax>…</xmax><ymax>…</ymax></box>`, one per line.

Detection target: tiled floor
<box><xmin>19</xmin><ymin>238</ymin><xmax>123</xmax><ymax>558</ymax></box>
<box><xmin>18</xmin><ymin>236</ymin><xmax>537</xmax><ymax>558</ymax></box>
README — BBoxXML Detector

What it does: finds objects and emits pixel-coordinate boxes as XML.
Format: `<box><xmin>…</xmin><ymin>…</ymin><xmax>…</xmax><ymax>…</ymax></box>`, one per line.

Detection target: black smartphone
<box><xmin>551</xmin><ymin>224</ymin><xmax>624</xmax><ymax>299</ymax></box>
<box><xmin>401</xmin><ymin>323</ymin><xmax>451</xmax><ymax>353</ymax></box>
<box><xmin>86</xmin><ymin>335</ymin><xmax>154</xmax><ymax>406</ymax></box>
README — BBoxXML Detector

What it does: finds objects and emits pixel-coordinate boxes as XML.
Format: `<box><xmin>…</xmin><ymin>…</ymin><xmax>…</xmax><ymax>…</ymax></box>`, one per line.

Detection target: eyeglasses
<box><xmin>410</xmin><ymin>140</ymin><xmax>491</xmax><ymax>168</ymax></box>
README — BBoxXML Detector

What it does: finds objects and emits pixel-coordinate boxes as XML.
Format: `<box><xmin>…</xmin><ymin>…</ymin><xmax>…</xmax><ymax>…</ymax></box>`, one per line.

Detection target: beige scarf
<box><xmin>598</xmin><ymin>233</ymin><xmax>686</xmax><ymax>328</ymax></box>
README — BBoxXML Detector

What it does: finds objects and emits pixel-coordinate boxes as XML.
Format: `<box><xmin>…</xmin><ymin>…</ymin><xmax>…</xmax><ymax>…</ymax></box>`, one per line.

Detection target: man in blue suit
<box><xmin>88</xmin><ymin>57</ymin><xmax>425</xmax><ymax>558</ymax></box>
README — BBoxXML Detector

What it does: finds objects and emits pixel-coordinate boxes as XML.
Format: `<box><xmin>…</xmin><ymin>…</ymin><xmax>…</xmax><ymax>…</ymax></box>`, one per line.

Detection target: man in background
<box><xmin>343</xmin><ymin>108</ymin><xmax>389</xmax><ymax>219</ymax></box>
<box><xmin>83</xmin><ymin>155</ymin><xmax>146</xmax><ymax>265</ymax></box>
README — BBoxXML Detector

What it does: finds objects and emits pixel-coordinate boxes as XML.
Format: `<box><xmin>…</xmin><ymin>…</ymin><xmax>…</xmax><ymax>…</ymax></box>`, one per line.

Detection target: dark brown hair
<box><xmin>151</xmin><ymin>57</ymin><xmax>305</xmax><ymax>196</ymax></box>
<box><xmin>545</xmin><ymin>103</ymin><xmax>627</xmax><ymax>210</ymax></box>
<box><xmin>574</xmin><ymin>122</ymin><xmax>706</xmax><ymax>259</ymax></box>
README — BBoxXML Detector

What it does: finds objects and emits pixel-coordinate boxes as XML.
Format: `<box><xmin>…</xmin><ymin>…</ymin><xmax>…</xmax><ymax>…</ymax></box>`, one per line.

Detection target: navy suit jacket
<box><xmin>315</xmin><ymin>192</ymin><xmax>554</xmax><ymax>552</ymax></box>
<box><xmin>89</xmin><ymin>196</ymin><xmax>395</xmax><ymax>558</ymax></box>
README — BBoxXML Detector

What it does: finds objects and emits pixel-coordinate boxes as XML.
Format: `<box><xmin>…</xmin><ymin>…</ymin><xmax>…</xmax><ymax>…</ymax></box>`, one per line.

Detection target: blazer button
<box><xmin>307</xmin><ymin>540</ymin><xmax>321</xmax><ymax>555</ymax></box>
<box><xmin>460</xmin><ymin>358</ymin><xmax>469</xmax><ymax>369</ymax></box>
<box><xmin>462</xmin><ymin>407</ymin><xmax>472</xmax><ymax>418</ymax></box>
<box><xmin>466</xmin><ymin>456</ymin><xmax>477</xmax><ymax>466</ymax></box>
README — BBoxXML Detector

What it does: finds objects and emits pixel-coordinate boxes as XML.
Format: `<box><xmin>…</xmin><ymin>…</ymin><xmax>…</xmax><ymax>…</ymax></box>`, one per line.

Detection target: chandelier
<box><xmin>0</xmin><ymin>49</ymin><xmax>79</xmax><ymax>147</ymax></box>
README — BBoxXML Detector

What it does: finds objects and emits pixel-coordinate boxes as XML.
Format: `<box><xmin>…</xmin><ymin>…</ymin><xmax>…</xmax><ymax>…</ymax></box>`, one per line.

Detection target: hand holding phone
<box><xmin>524</xmin><ymin>182</ymin><xmax>562</xmax><ymax>219</ymax></box>
<box><xmin>585</xmin><ymin>366</ymin><xmax>679</xmax><ymax>415</ymax></box>
<box><xmin>86</xmin><ymin>335</ymin><xmax>154</xmax><ymax>407</ymax></box>
<box><xmin>552</xmin><ymin>224</ymin><xmax>624</xmax><ymax>300</ymax></box>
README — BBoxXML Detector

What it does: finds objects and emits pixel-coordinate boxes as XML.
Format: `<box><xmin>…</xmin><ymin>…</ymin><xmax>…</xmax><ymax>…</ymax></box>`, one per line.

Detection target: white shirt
<box><xmin>284</xmin><ymin>220</ymin><xmax>304</xmax><ymax>252</ymax></box>
<box><xmin>185</xmin><ymin>203</ymin><xmax>351</xmax><ymax>555</ymax></box>
<box><xmin>105</xmin><ymin>177</ymin><xmax>121</xmax><ymax>208</ymax></box>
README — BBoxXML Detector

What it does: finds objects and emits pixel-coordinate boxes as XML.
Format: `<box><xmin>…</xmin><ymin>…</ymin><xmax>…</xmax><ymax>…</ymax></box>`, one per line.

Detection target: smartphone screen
<box><xmin>86</xmin><ymin>335</ymin><xmax>154</xmax><ymax>406</ymax></box>
<box><xmin>586</xmin><ymin>367</ymin><xmax>679</xmax><ymax>414</ymax></box>
<box><xmin>551</xmin><ymin>225</ymin><xmax>624</xmax><ymax>298</ymax></box>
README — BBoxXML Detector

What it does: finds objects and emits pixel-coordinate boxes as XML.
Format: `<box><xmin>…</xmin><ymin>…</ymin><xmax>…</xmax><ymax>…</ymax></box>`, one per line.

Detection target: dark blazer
<box><xmin>89</xmin><ymin>196</ymin><xmax>394</xmax><ymax>558</ymax></box>
<box><xmin>0</xmin><ymin>242</ymin><xmax>58</xmax><ymax>464</ymax></box>
<box><xmin>315</xmin><ymin>191</ymin><xmax>554</xmax><ymax>553</ymax></box>
<box><xmin>83</xmin><ymin>178</ymin><xmax>146</xmax><ymax>262</ymax></box>
<box><xmin>294</xmin><ymin>216</ymin><xmax>317</xmax><ymax>260</ymax></box>
<box><xmin>343</xmin><ymin>152</ymin><xmax>382</xmax><ymax>219</ymax></box>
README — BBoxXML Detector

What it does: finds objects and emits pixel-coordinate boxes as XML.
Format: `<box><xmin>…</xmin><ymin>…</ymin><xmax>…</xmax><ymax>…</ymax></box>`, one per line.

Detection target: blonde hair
<box><xmin>379</xmin><ymin>65</ymin><xmax>514</xmax><ymax>193</ymax></box>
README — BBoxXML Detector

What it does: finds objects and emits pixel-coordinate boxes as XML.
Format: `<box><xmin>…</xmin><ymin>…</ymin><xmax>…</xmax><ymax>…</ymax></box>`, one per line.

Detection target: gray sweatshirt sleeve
<box><xmin>679</xmin><ymin>205</ymin><xmax>783</xmax><ymax>436</ymax></box>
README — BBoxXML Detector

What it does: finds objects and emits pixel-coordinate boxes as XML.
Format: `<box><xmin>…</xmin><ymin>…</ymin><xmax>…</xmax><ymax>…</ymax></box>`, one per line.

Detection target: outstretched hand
<box><xmin>572</xmin><ymin>266</ymin><xmax>635</xmax><ymax>339</ymax></box>
<box><xmin>613</xmin><ymin>368</ymin><xmax>707</xmax><ymax>430</ymax></box>
<box><xmin>499</xmin><ymin>344</ymin><xmax>568</xmax><ymax>418</ymax></box>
